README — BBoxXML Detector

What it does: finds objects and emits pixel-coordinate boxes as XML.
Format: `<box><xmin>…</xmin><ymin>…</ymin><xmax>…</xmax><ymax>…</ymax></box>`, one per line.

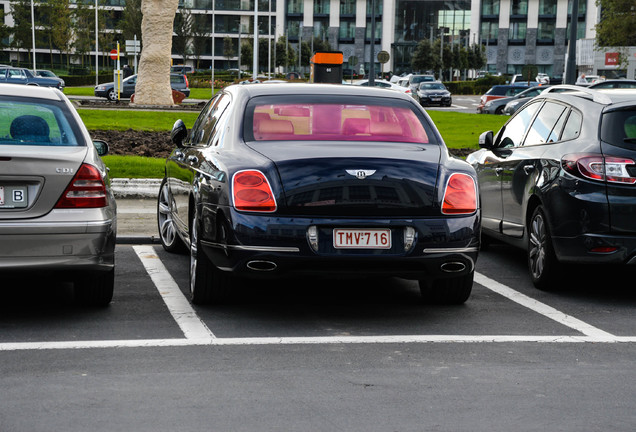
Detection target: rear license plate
<box><xmin>333</xmin><ymin>228</ymin><xmax>391</xmax><ymax>249</ymax></box>
<box><xmin>0</xmin><ymin>186</ymin><xmax>28</xmax><ymax>208</ymax></box>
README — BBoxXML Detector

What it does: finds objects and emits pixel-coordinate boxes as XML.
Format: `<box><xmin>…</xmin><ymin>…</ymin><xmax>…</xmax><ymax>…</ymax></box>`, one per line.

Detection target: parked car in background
<box><xmin>170</xmin><ymin>65</ymin><xmax>194</xmax><ymax>74</ymax></box>
<box><xmin>94</xmin><ymin>73</ymin><xmax>190</xmax><ymax>101</ymax></box>
<box><xmin>480</xmin><ymin>86</ymin><xmax>549</xmax><ymax>115</ymax></box>
<box><xmin>416</xmin><ymin>81</ymin><xmax>452</xmax><ymax>107</ymax></box>
<box><xmin>0</xmin><ymin>84</ymin><xmax>116</xmax><ymax>306</ymax></box>
<box><xmin>467</xmin><ymin>87</ymin><xmax>636</xmax><ymax>289</ymax></box>
<box><xmin>503</xmin><ymin>85</ymin><xmax>589</xmax><ymax>115</ymax></box>
<box><xmin>407</xmin><ymin>74</ymin><xmax>436</xmax><ymax>95</ymax></box>
<box><xmin>158</xmin><ymin>83</ymin><xmax>480</xmax><ymax>305</ymax></box>
<box><xmin>36</xmin><ymin>69</ymin><xmax>60</xmax><ymax>79</ymax></box>
<box><xmin>536</xmin><ymin>73</ymin><xmax>550</xmax><ymax>84</ymax></box>
<box><xmin>476</xmin><ymin>84</ymin><xmax>532</xmax><ymax>113</ymax></box>
<box><xmin>354</xmin><ymin>79</ymin><xmax>411</xmax><ymax>95</ymax></box>
<box><xmin>589</xmin><ymin>79</ymin><xmax>636</xmax><ymax>89</ymax></box>
<box><xmin>576</xmin><ymin>74</ymin><xmax>605</xmax><ymax>87</ymax></box>
<box><xmin>0</xmin><ymin>66</ymin><xmax>65</xmax><ymax>90</ymax></box>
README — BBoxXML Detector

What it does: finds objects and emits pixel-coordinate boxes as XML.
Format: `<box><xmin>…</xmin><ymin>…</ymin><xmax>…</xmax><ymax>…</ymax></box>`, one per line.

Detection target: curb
<box><xmin>111</xmin><ymin>178</ymin><xmax>161</xmax><ymax>198</ymax></box>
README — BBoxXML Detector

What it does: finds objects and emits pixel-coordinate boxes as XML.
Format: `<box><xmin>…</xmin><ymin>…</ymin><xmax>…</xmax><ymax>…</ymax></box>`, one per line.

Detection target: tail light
<box><xmin>184</xmin><ymin>74</ymin><xmax>189</xmax><ymax>88</ymax></box>
<box><xmin>562</xmin><ymin>154</ymin><xmax>636</xmax><ymax>184</ymax></box>
<box><xmin>442</xmin><ymin>173</ymin><xmax>477</xmax><ymax>215</ymax></box>
<box><xmin>55</xmin><ymin>163</ymin><xmax>108</xmax><ymax>208</ymax></box>
<box><xmin>233</xmin><ymin>170</ymin><xmax>277</xmax><ymax>212</ymax></box>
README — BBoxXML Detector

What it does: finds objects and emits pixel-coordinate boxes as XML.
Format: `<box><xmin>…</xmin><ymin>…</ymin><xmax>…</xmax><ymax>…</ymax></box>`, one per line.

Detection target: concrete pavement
<box><xmin>111</xmin><ymin>179</ymin><xmax>161</xmax><ymax>244</ymax></box>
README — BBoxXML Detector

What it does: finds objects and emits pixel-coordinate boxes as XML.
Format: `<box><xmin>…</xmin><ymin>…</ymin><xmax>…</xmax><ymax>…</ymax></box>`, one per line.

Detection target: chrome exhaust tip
<box><xmin>246</xmin><ymin>260</ymin><xmax>278</xmax><ymax>271</ymax></box>
<box><xmin>440</xmin><ymin>261</ymin><xmax>466</xmax><ymax>273</ymax></box>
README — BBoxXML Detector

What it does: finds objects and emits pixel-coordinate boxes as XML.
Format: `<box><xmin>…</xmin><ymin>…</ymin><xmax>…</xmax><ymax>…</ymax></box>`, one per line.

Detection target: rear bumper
<box><xmin>553</xmin><ymin>233</ymin><xmax>636</xmax><ymax>265</ymax></box>
<box><xmin>0</xmin><ymin>218</ymin><xmax>116</xmax><ymax>271</ymax></box>
<box><xmin>200</xmin><ymin>211</ymin><xmax>480</xmax><ymax>281</ymax></box>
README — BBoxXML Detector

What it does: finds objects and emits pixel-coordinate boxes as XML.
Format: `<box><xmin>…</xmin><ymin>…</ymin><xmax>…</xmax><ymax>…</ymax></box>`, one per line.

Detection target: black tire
<box><xmin>107</xmin><ymin>89</ymin><xmax>117</xmax><ymax>101</ymax></box>
<box><xmin>189</xmin><ymin>211</ymin><xmax>230</xmax><ymax>304</ymax></box>
<box><xmin>495</xmin><ymin>105</ymin><xmax>504</xmax><ymax>115</ymax></box>
<box><xmin>74</xmin><ymin>269</ymin><xmax>114</xmax><ymax>307</ymax></box>
<box><xmin>419</xmin><ymin>271</ymin><xmax>474</xmax><ymax>305</ymax></box>
<box><xmin>157</xmin><ymin>178</ymin><xmax>186</xmax><ymax>253</ymax></box>
<box><xmin>527</xmin><ymin>206</ymin><xmax>559</xmax><ymax>290</ymax></box>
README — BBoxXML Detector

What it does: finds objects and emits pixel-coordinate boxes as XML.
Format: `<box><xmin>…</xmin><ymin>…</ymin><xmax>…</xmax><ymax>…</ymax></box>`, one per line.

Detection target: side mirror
<box><xmin>478</xmin><ymin>130</ymin><xmax>493</xmax><ymax>149</ymax></box>
<box><xmin>171</xmin><ymin>119</ymin><xmax>187</xmax><ymax>148</ymax></box>
<box><xmin>93</xmin><ymin>139</ymin><xmax>109</xmax><ymax>156</ymax></box>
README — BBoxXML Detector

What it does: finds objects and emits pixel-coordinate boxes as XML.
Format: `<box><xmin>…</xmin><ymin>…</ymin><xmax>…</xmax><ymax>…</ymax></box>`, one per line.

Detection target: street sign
<box><xmin>109</xmin><ymin>49</ymin><xmax>118</xmax><ymax>60</ymax></box>
<box><xmin>377</xmin><ymin>50</ymin><xmax>390</xmax><ymax>64</ymax></box>
<box><xmin>125</xmin><ymin>39</ymin><xmax>140</xmax><ymax>54</ymax></box>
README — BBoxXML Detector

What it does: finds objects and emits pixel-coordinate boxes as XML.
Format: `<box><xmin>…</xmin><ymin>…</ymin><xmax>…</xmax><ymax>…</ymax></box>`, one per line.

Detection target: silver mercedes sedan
<box><xmin>0</xmin><ymin>84</ymin><xmax>116</xmax><ymax>306</ymax></box>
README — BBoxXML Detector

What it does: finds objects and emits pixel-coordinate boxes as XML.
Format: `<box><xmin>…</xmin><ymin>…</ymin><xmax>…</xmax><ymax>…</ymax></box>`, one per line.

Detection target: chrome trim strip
<box><xmin>423</xmin><ymin>247</ymin><xmax>479</xmax><ymax>254</ymax></box>
<box><xmin>201</xmin><ymin>240</ymin><xmax>299</xmax><ymax>253</ymax></box>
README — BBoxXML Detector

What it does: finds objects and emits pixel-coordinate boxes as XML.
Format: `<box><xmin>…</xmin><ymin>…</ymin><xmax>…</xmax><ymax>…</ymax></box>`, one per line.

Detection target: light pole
<box><xmin>212</xmin><ymin>0</ymin><xmax>216</xmax><ymax>93</ymax></box>
<box><xmin>95</xmin><ymin>0</ymin><xmax>99</xmax><ymax>86</ymax></box>
<box><xmin>30</xmin><ymin>0</ymin><xmax>36</xmax><ymax>73</ymax></box>
<box><xmin>253</xmin><ymin>0</ymin><xmax>258</xmax><ymax>79</ymax></box>
<box><xmin>369</xmin><ymin>0</ymin><xmax>376</xmax><ymax>85</ymax></box>
<box><xmin>267</xmin><ymin>0</ymin><xmax>271</xmax><ymax>79</ymax></box>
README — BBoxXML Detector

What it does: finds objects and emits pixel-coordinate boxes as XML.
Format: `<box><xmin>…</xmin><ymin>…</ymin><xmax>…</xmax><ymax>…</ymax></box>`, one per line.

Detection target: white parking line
<box><xmin>0</xmin><ymin>255</ymin><xmax>632</xmax><ymax>351</ymax></box>
<box><xmin>133</xmin><ymin>245</ymin><xmax>216</xmax><ymax>343</ymax></box>
<box><xmin>474</xmin><ymin>273</ymin><xmax>617</xmax><ymax>340</ymax></box>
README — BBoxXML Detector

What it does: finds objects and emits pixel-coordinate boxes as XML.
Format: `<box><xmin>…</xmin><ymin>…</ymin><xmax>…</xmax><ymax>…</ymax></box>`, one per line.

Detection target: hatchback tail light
<box><xmin>55</xmin><ymin>163</ymin><xmax>108</xmax><ymax>208</ymax></box>
<box><xmin>233</xmin><ymin>170</ymin><xmax>277</xmax><ymax>212</ymax></box>
<box><xmin>442</xmin><ymin>173</ymin><xmax>477</xmax><ymax>214</ymax></box>
<box><xmin>562</xmin><ymin>154</ymin><xmax>636</xmax><ymax>184</ymax></box>
<box><xmin>183</xmin><ymin>74</ymin><xmax>189</xmax><ymax>88</ymax></box>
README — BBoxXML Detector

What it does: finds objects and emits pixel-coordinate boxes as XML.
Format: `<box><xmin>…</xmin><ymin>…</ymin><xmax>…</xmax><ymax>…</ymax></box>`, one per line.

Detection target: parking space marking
<box><xmin>2</xmin><ymin>254</ymin><xmax>635</xmax><ymax>351</ymax></box>
<box><xmin>133</xmin><ymin>245</ymin><xmax>215</xmax><ymax>343</ymax></box>
<box><xmin>474</xmin><ymin>272</ymin><xmax>616</xmax><ymax>340</ymax></box>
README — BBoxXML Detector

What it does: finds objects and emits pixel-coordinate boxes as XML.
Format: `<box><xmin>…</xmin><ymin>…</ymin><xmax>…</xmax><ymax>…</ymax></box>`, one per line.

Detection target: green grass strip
<box><xmin>103</xmin><ymin>155</ymin><xmax>166</xmax><ymax>179</ymax></box>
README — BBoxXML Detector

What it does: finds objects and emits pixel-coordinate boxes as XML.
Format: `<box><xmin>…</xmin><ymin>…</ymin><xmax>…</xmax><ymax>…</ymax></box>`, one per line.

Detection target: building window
<box><xmin>509</xmin><ymin>21</ymin><xmax>527</xmax><ymax>43</ymax></box>
<box><xmin>339</xmin><ymin>21</ymin><xmax>355</xmax><ymax>40</ymax></box>
<box><xmin>340</xmin><ymin>0</ymin><xmax>355</xmax><ymax>15</ymax></box>
<box><xmin>538</xmin><ymin>0</ymin><xmax>557</xmax><ymax>16</ymax></box>
<box><xmin>481</xmin><ymin>21</ymin><xmax>498</xmax><ymax>43</ymax></box>
<box><xmin>365</xmin><ymin>19</ymin><xmax>382</xmax><ymax>40</ymax></box>
<box><xmin>288</xmin><ymin>0</ymin><xmax>303</xmax><ymax>14</ymax></box>
<box><xmin>537</xmin><ymin>20</ymin><xmax>555</xmax><ymax>43</ymax></box>
<box><xmin>510</xmin><ymin>0</ymin><xmax>528</xmax><ymax>16</ymax></box>
<box><xmin>566</xmin><ymin>21</ymin><xmax>586</xmax><ymax>40</ymax></box>
<box><xmin>314</xmin><ymin>0</ymin><xmax>329</xmax><ymax>15</ymax></box>
<box><xmin>481</xmin><ymin>0</ymin><xmax>499</xmax><ymax>16</ymax></box>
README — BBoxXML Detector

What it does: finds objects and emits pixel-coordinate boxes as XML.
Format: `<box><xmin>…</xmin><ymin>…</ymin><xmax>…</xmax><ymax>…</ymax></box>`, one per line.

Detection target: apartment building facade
<box><xmin>0</xmin><ymin>0</ymin><xmax>601</xmax><ymax>78</ymax></box>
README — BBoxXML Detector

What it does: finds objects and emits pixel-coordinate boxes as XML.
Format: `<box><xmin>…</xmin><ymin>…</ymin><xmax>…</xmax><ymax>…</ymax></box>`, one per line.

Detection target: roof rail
<box><xmin>548</xmin><ymin>84</ymin><xmax>613</xmax><ymax>105</ymax></box>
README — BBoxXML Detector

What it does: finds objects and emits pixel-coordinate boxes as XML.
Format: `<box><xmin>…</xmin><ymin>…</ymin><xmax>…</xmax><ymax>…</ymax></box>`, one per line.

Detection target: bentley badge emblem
<box><xmin>346</xmin><ymin>169</ymin><xmax>376</xmax><ymax>180</ymax></box>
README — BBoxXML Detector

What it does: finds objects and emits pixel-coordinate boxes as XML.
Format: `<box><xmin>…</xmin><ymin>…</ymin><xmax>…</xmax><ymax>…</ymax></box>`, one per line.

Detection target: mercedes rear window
<box><xmin>601</xmin><ymin>109</ymin><xmax>636</xmax><ymax>150</ymax></box>
<box><xmin>0</xmin><ymin>99</ymin><xmax>83</xmax><ymax>147</ymax></box>
<box><xmin>244</xmin><ymin>95</ymin><xmax>433</xmax><ymax>144</ymax></box>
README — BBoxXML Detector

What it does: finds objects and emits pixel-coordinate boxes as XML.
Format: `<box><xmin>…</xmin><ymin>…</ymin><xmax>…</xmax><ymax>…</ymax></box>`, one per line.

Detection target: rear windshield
<box><xmin>244</xmin><ymin>96</ymin><xmax>433</xmax><ymax>143</ymax></box>
<box><xmin>601</xmin><ymin>109</ymin><xmax>636</xmax><ymax>149</ymax></box>
<box><xmin>0</xmin><ymin>99</ymin><xmax>83</xmax><ymax>147</ymax></box>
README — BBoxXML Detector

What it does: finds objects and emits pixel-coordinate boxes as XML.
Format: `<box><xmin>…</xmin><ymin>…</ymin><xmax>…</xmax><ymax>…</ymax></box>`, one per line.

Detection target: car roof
<box><xmin>0</xmin><ymin>83</ymin><xmax>65</xmax><ymax>101</ymax></box>
<box><xmin>539</xmin><ymin>85</ymin><xmax>636</xmax><ymax>108</ymax></box>
<box><xmin>226</xmin><ymin>82</ymin><xmax>414</xmax><ymax>101</ymax></box>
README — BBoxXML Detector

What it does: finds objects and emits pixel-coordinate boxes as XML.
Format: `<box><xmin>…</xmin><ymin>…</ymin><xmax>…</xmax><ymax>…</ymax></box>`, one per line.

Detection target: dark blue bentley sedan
<box><xmin>158</xmin><ymin>83</ymin><xmax>480</xmax><ymax>304</ymax></box>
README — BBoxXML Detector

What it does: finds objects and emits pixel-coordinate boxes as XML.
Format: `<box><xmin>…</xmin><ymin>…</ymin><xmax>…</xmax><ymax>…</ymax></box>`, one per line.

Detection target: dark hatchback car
<box><xmin>94</xmin><ymin>73</ymin><xmax>190</xmax><ymax>101</ymax></box>
<box><xmin>158</xmin><ymin>83</ymin><xmax>480</xmax><ymax>305</ymax></box>
<box><xmin>467</xmin><ymin>86</ymin><xmax>636</xmax><ymax>289</ymax></box>
<box><xmin>416</xmin><ymin>82</ymin><xmax>452</xmax><ymax>107</ymax></box>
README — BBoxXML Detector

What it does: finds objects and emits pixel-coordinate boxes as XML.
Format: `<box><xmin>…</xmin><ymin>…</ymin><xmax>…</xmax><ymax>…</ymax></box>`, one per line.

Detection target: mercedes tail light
<box><xmin>442</xmin><ymin>173</ymin><xmax>477</xmax><ymax>215</ymax></box>
<box><xmin>233</xmin><ymin>170</ymin><xmax>277</xmax><ymax>212</ymax></box>
<box><xmin>562</xmin><ymin>154</ymin><xmax>636</xmax><ymax>184</ymax></box>
<box><xmin>55</xmin><ymin>163</ymin><xmax>108</xmax><ymax>208</ymax></box>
